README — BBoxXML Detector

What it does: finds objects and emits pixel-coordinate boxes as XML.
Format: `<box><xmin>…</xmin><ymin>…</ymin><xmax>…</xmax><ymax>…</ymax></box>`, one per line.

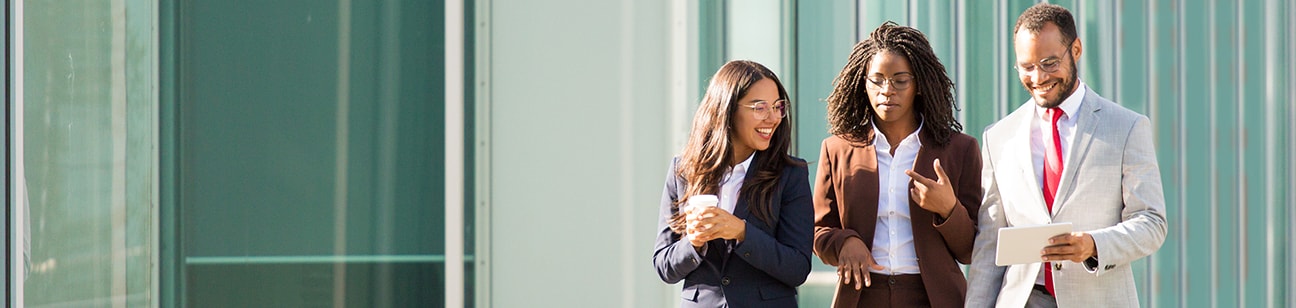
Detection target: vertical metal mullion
<box><xmin>954</xmin><ymin>0</ymin><xmax>965</xmax><ymax>125</ymax></box>
<box><xmin>445</xmin><ymin>0</ymin><xmax>465</xmax><ymax>307</ymax></box>
<box><xmin>1175</xmin><ymin>0</ymin><xmax>1189</xmax><ymax>303</ymax></box>
<box><xmin>7</xmin><ymin>0</ymin><xmax>20</xmax><ymax>306</ymax></box>
<box><xmin>1231</xmin><ymin>0</ymin><xmax>1244</xmax><ymax>305</ymax></box>
<box><xmin>781</xmin><ymin>0</ymin><xmax>796</xmax><ymax>154</ymax></box>
<box><xmin>472</xmin><ymin>0</ymin><xmax>492</xmax><ymax>305</ymax></box>
<box><xmin>1262</xmin><ymin>1</ymin><xmax>1279</xmax><ymax>306</ymax></box>
<box><xmin>158</xmin><ymin>0</ymin><xmax>179</xmax><ymax>305</ymax></box>
<box><xmin>1290</xmin><ymin>2</ymin><xmax>1296</xmax><ymax>306</ymax></box>
<box><xmin>1205</xmin><ymin>0</ymin><xmax>1220</xmax><ymax>304</ymax></box>
<box><xmin>3</xmin><ymin>0</ymin><xmax>10</xmax><ymax>304</ymax></box>
<box><xmin>995</xmin><ymin>0</ymin><xmax>1005</xmax><ymax>117</ymax></box>
<box><xmin>330</xmin><ymin>2</ymin><xmax>353</xmax><ymax>307</ymax></box>
<box><xmin>1290</xmin><ymin>1</ymin><xmax>1296</xmax><ymax>305</ymax></box>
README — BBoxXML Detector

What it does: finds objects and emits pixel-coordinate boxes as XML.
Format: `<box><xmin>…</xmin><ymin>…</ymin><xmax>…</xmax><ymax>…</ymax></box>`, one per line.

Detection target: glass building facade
<box><xmin>5</xmin><ymin>0</ymin><xmax>1295</xmax><ymax>307</ymax></box>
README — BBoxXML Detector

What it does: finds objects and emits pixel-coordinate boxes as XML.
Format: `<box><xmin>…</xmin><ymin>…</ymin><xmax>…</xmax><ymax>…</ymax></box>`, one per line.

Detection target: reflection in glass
<box><xmin>17</xmin><ymin>0</ymin><xmax>158</xmax><ymax>306</ymax></box>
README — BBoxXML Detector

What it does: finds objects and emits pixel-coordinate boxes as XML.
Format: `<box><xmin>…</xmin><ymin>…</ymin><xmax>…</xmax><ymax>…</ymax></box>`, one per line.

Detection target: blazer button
<box><xmin>721</xmin><ymin>277</ymin><xmax>731</xmax><ymax>285</ymax></box>
<box><xmin>1054</xmin><ymin>263</ymin><xmax>1063</xmax><ymax>271</ymax></box>
<box><xmin>743</xmin><ymin>252</ymin><xmax>750</xmax><ymax>257</ymax></box>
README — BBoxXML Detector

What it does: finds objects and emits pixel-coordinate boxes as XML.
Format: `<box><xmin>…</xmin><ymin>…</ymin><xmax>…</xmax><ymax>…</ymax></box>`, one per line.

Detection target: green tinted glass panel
<box><xmin>168</xmin><ymin>0</ymin><xmax>451</xmax><ymax>306</ymax></box>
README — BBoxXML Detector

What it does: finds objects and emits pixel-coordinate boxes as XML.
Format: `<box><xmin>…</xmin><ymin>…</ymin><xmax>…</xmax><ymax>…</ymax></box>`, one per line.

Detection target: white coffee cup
<box><xmin>687</xmin><ymin>194</ymin><xmax>719</xmax><ymax>212</ymax></box>
<box><xmin>686</xmin><ymin>195</ymin><xmax>719</xmax><ymax>241</ymax></box>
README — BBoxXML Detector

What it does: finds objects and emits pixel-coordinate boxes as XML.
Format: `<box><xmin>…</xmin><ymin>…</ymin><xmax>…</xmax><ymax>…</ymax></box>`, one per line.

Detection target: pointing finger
<box><xmin>905</xmin><ymin>169</ymin><xmax>935</xmax><ymax>185</ymax></box>
<box><xmin>933</xmin><ymin>159</ymin><xmax>949</xmax><ymax>184</ymax></box>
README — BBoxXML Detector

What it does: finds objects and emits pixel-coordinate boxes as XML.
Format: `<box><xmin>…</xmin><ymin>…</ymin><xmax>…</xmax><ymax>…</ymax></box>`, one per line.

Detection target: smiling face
<box><xmin>1014</xmin><ymin>22</ymin><xmax>1081</xmax><ymax>108</ymax></box>
<box><xmin>865</xmin><ymin>50</ymin><xmax>917</xmax><ymax>126</ymax></box>
<box><xmin>728</xmin><ymin>78</ymin><xmax>782</xmax><ymax>164</ymax></box>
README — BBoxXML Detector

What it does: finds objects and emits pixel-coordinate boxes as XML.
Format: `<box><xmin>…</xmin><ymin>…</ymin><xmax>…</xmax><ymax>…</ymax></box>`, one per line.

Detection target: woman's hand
<box><xmin>685</xmin><ymin>206</ymin><xmax>747</xmax><ymax>244</ymax></box>
<box><xmin>837</xmin><ymin>237</ymin><xmax>884</xmax><ymax>290</ymax></box>
<box><xmin>905</xmin><ymin>159</ymin><xmax>957</xmax><ymax>219</ymax></box>
<box><xmin>685</xmin><ymin>209</ymin><xmax>710</xmax><ymax>248</ymax></box>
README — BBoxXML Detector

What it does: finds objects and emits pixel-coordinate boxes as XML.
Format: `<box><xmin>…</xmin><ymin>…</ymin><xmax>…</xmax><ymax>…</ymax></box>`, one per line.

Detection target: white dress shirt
<box><xmin>870</xmin><ymin>121</ymin><xmax>923</xmax><ymax>275</ymax></box>
<box><xmin>1031</xmin><ymin>81</ymin><xmax>1086</xmax><ymax>190</ymax></box>
<box><xmin>719</xmin><ymin>153</ymin><xmax>754</xmax><ymax>214</ymax></box>
<box><xmin>1030</xmin><ymin>80</ymin><xmax>1086</xmax><ymax>285</ymax></box>
<box><xmin>697</xmin><ymin>152</ymin><xmax>753</xmax><ymax>256</ymax></box>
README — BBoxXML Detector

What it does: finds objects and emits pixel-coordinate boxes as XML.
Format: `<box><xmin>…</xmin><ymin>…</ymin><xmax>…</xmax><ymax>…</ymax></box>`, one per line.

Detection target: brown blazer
<box><xmin>812</xmin><ymin>128</ymin><xmax>983</xmax><ymax>308</ymax></box>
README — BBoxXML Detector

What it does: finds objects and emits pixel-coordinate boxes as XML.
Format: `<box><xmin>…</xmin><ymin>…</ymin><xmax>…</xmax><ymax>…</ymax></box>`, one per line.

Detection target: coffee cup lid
<box><xmin>689</xmin><ymin>194</ymin><xmax>718</xmax><ymax>205</ymax></box>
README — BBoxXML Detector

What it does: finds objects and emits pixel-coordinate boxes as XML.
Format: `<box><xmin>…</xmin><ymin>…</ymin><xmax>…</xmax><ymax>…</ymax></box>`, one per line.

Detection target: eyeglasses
<box><xmin>1014</xmin><ymin>48</ymin><xmax>1073</xmax><ymax>74</ymax></box>
<box><xmin>865</xmin><ymin>75</ymin><xmax>914</xmax><ymax>91</ymax></box>
<box><xmin>742</xmin><ymin>99</ymin><xmax>789</xmax><ymax>120</ymax></box>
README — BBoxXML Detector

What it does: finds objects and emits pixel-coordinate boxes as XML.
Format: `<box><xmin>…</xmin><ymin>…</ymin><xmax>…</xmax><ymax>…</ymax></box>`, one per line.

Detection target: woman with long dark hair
<box><xmin>813</xmin><ymin>22</ymin><xmax>984</xmax><ymax>308</ymax></box>
<box><xmin>654</xmin><ymin>60</ymin><xmax>813</xmax><ymax>307</ymax></box>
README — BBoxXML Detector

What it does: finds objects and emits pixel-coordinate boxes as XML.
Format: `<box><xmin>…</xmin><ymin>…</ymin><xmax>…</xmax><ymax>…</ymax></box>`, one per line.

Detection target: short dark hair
<box><xmin>1014</xmin><ymin>3</ymin><xmax>1078</xmax><ymax>45</ymax></box>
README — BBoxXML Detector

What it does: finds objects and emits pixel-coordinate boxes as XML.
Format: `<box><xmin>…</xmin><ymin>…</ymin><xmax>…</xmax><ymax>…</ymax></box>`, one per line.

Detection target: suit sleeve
<box><xmin>653</xmin><ymin>158</ymin><xmax>704</xmax><ymax>284</ymax></box>
<box><xmin>811</xmin><ymin>139</ymin><xmax>862</xmax><ymax>266</ymax></box>
<box><xmin>966</xmin><ymin>130</ymin><xmax>1008</xmax><ymax>307</ymax></box>
<box><xmin>734</xmin><ymin>162</ymin><xmax>814</xmax><ymax>287</ymax></box>
<box><xmin>1085</xmin><ymin>116</ymin><xmax>1168</xmax><ymax>275</ymax></box>
<box><xmin>931</xmin><ymin>138</ymin><xmax>983</xmax><ymax>264</ymax></box>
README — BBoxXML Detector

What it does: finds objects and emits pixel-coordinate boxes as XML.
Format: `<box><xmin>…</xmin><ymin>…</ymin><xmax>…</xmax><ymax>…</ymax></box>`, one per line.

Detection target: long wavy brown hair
<box><xmin>826</xmin><ymin>21</ymin><xmax>962</xmax><ymax>144</ymax></box>
<box><xmin>669</xmin><ymin>60</ymin><xmax>802</xmax><ymax>234</ymax></box>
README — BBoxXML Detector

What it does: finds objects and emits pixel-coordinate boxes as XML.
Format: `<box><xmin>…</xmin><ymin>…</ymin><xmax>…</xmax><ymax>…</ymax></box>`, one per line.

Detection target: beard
<box><xmin>1033</xmin><ymin>58</ymin><xmax>1080</xmax><ymax>108</ymax></box>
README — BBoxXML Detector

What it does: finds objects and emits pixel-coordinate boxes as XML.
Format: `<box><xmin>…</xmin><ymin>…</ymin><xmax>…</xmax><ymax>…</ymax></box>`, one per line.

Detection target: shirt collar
<box><xmin>870</xmin><ymin>119</ymin><xmax>924</xmax><ymax>152</ymax></box>
<box><xmin>736</xmin><ymin>152</ymin><xmax>756</xmax><ymax>173</ymax></box>
<box><xmin>731</xmin><ymin>151</ymin><xmax>755</xmax><ymax>179</ymax></box>
<box><xmin>1035</xmin><ymin>79</ymin><xmax>1086</xmax><ymax>120</ymax></box>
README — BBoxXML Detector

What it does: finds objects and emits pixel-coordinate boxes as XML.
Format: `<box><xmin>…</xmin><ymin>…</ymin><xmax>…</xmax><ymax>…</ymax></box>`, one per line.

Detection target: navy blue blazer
<box><xmin>653</xmin><ymin>151</ymin><xmax>814</xmax><ymax>307</ymax></box>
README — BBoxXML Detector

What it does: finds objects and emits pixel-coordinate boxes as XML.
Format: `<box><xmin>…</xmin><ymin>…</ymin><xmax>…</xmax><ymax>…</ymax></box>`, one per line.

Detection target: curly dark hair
<box><xmin>825</xmin><ymin>21</ymin><xmax>961</xmax><ymax>144</ymax></box>
<box><xmin>1015</xmin><ymin>3</ymin><xmax>1078</xmax><ymax>45</ymax></box>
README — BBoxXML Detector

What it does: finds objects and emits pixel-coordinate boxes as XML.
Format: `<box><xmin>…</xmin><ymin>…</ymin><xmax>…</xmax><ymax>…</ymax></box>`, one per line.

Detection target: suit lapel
<box><xmin>723</xmin><ymin>151</ymin><xmax>764</xmax><ymax>268</ymax></box>
<box><xmin>846</xmin><ymin>130</ymin><xmax>880</xmax><ymax>248</ymax></box>
<box><xmin>1006</xmin><ymin>104</ymin><xmax>1052</xmax><ymax>221</ymax></box>
<box><xmin>908</xmin><ymin>132</ymin><xmax>937</xmax><ymax>241</ymax></box>
<box><xmin>1053</xmin><ymin>87</ymin><xmax>1103</xmax><ymax>215</ymax></box>
<box><xmin>732</xmin><ymin>151</ymin><xmax>760</xmax><ymax>221</ymax></box>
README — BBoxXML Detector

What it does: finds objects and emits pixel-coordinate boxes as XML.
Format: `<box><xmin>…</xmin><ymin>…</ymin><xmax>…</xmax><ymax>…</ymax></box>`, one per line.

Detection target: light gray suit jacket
<box><xmin>966</xmin><ymin>86</ymin><xmax>1168</xmax><ymax>307</ymax></box>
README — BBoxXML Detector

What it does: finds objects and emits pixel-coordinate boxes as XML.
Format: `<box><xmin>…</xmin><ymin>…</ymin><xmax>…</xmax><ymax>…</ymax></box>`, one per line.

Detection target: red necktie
<box><xmin>1042</xmin><ymin>107</ymin><xmax>1064</xmax><ymax>296</ymax></box>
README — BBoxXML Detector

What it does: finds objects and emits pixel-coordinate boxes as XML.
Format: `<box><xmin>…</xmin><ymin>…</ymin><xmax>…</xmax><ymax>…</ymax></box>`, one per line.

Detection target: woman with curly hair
<box><xmin>812</xmin><ymin>21</ymin><xmax>983</xmax><ymax>308</ymax></box>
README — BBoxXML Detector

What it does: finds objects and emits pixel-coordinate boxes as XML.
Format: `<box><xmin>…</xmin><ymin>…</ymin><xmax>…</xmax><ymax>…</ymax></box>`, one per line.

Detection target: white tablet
<box><xmin>995</xmin><ymin>222</ymin><xmax>1073</xmax><ymax>266</ymax></box>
